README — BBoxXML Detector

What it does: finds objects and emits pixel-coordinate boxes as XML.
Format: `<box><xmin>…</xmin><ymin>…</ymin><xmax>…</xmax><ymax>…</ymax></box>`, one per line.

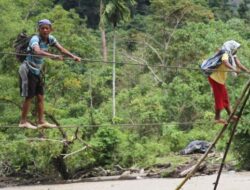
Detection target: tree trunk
<box><xmin>101</xmin><ymin>30</ymin><xmax>108</xmax><ymax>62</ymax></box>
<box><xmin>100</xmin><ymin>0</ymin><xmax>108</xmax><ymax>62</ymax></box>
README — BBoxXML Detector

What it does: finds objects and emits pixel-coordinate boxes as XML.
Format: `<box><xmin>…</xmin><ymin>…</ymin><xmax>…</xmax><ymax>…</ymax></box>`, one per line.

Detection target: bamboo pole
<box><xmin>175</xmin><ymin>79</ymin><xmax>250</xmax><ymax>190</ymax></box>
<box><xmin>213</xmin><ymin>86</ymin><xmax>250</xmax><ymax>190</ymax></box>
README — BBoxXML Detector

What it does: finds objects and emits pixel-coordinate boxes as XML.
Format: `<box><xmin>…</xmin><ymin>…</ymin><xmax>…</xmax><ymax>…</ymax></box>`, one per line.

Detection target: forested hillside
<box><xmin>1</xmin><ymin>0</ymin><xmax>250</xmax><ymax>181</ymax></box>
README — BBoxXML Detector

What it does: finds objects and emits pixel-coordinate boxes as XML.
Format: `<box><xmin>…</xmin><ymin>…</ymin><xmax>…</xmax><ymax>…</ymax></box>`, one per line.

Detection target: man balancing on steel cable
<box><xmin>202</xmin><ymin>40</ymin><xmax>250</xmax><ymax>125</ymax></box>
<box><xmin>18</xmin><ymin>19</ymin><xmax>81</xmax><ymax>129</ymax></box>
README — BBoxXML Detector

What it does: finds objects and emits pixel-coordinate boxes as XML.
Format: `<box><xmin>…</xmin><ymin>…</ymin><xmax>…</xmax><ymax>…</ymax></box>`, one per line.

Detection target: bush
<box><xmin>161</xmin><ymin>124</ymin><xmax>187</xmax><ymax>152</ymax></box>
<box><xmin>90</xmin><ymin>126</ymin><xmax>124</xmax><ymax>166</ymax></box>
<box><xmin>118</xmin><ymin>134</ymin><xmax>167</xmax><ymax>167</ymax></box>
<box><xmin>0</xmin><ymin>140</ymin><xmax>62</xmax><ymax>177</ymax></box>
<box><xmin>233</xmin><ymin>131</ymin><xmax>250</xmax><ymax>170</ymax></box>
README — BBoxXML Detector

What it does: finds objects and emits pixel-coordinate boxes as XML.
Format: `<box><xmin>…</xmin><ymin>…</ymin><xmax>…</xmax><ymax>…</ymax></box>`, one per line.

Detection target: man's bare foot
<box><xmin>214</xmin><ymin>119</ymin><xmax>228</xmax><ymax>125</ymax></box>
<box><xmin>37</xmin><ymin>121</ymin><xmax>57</xmax><ymax>128</ymax></box>
<box><xmin>19</xmin><ymin>122</ymin><xmax>37</xmax><ymax>129</ymax></box>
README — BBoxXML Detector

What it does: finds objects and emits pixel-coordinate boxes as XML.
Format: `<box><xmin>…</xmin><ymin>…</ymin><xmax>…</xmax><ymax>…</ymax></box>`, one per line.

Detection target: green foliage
<box><xmin>168</xmin><ymin>20</ymin><xmax>248</xmax><ymax>66</ymax></box>
<box><xmin>101</xmin><ymin>0</ymin><xmax>136</xmax><ymax>27</ymax></box>
<box><xmin>161</xmin><ymin>124</ymin><xmax>186</xmax><ymax>151</ymax></box>
<box><xmin>118</xmin><ymin>134</ymin><xmax>167</xmax><ymax>167</ymax></box>
<box><xmin>90</xmin><ymin>126</ymin><xmax>123</xmax><ymax>166</ymax></box>
<box><xmin>0</xmin><ymin>131</ymin><xmax>62</xmax><ymax>176</ymax></box>
<box><xmin>208</xmin><ymin>0</ymin><xmax>237</xmax><ymax>21</ymax></box>
<box><xmin>232</xmin><ymin>107</ymin><xmax>250</xmax><ymax>170</ymax></box>
<box><xmin>233</xmin><ymin>131</ymin><xmax>250</xmax><ymax>170</ymax></box>
<box><xmin>238</xmin><ymin>0</ymin><xmax>250</xmax><ymax>22</ymax></box>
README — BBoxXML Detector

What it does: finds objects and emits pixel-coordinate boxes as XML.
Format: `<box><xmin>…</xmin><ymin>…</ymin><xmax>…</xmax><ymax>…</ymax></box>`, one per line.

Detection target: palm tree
<box><xmin>100</xmin><ymin>0</ymin><xmax>135</xmax><ymax>121</ymax></box>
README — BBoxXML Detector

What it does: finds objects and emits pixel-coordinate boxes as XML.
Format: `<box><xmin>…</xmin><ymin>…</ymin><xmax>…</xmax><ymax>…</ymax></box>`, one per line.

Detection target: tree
<box><xmin>99</xmin><ymin>0</ymin><xmax>136</xmax><ymax>62</ymax></box>
<box><xmin>208</xmin><ymin>0</ymin><xmax>237</xmax><ymax>21</ymax></box>
<box><xmin>139</xmin><ymin>0</ymin><xmax>213</xmax><ymax>66</ymax></box>
<box><xmin>55</xmin><ymin>0</ymin><xmax>100</xmax><ymax>28</ymax></box>
<box><xmin>99</xmin><ymin>0</ymin><xmax>108</xmax><ymax>62</ymax></box>
<box><xmin>100</xmin><ymin>0</ymin><xmax>135</xmax><ymax>120</ymax></box>
<box><xmin>238</xmin><ymin>0</ymin><xmax>250</xmax><ymax>22</ymax></box>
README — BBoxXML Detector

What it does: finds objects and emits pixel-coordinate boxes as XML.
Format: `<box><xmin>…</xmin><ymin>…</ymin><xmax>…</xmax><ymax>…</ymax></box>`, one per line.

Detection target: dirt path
<box><xmin>2</xmin><ymin>172</ymin><xmax>250</xmax><ymax>190</ymax></box>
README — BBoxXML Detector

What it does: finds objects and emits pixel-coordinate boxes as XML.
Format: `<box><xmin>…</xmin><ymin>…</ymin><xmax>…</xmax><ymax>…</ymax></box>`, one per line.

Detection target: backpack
<box><xmin>200</xmin><ymin>50</ymin><xmax>225</xmax><ymax>76</ymax></box>
<box><xmin>13</xmin><ymin>31</ymin><xmax>38</xmax><ymax>62</ymax></box>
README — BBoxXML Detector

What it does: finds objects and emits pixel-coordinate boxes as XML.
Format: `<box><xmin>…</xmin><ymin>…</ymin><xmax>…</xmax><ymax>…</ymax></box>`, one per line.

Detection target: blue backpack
<box><xmin>200</xmin><ymin>50</ymin><xmax>225</xmax><ymax>76</ymax></box>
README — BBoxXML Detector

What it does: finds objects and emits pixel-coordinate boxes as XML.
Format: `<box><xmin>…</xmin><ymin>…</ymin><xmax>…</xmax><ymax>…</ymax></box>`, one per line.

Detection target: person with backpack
<box><xmin>18</xmin><ymin>19</ymin><xmax>81</xmax><ymax>129</ymax></box>
<box><xmin>201</xmin><ymin>40</ymin><xmax>250</xmax><ymax>124</ymax></box>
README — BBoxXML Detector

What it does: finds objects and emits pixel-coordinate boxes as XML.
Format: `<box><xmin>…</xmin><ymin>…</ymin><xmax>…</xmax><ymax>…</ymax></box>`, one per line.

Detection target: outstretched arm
<box><xmin>222</xmin><ymin>59</ymin><xmax>238</xmax><ymax>72</ymax></box>
<box><xmin>33</xmin><ymin>45</ymin><xmax>63</xmax><ymax>60</ymax></box>
<box><xmin>235</xmin><ymin>57</ymin><xmax>250</xmax><ymax>73</ymax></box>
<box><xmin>54</xmin><ymin>43</ymin><xmax>81</xmax><ymax>62</ymax></box>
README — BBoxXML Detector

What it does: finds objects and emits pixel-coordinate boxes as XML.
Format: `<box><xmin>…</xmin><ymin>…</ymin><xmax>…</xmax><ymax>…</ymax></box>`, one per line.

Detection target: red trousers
<box><xmin>208</xmin><ymin>77</ymin><xmax>230</xmax><ymax>110</ymax></box>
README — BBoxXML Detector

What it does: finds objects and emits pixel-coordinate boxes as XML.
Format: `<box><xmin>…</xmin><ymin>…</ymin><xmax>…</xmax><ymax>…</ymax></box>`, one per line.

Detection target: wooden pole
<box><xmin>213</xmin><ymin>86</ymin><xmax>250</xmax><ymax>190</ymax></box>
<box><xmin>175</xmin><ymin>79</ymin><xmax>250</xmax><ymax>190</ymax></box>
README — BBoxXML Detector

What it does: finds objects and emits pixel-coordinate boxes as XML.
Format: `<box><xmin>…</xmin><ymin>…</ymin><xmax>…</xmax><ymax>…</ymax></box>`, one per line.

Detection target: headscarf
<box><xmin>221</xmin><ymin>40</ymin><xmax>241</xmax><ymax>53</ymax></box>
<box><xmin>221</xmin><ymin>40</ymin><xmax>241</xmax><ymax>76</ymax></box>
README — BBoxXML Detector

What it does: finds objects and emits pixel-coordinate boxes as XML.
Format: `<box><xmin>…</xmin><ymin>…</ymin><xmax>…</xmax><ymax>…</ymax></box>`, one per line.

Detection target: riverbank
<box><xmin>0</xmin><ymin>152</ymin><xmax>237</xmax><ymax>188</ymax></box>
